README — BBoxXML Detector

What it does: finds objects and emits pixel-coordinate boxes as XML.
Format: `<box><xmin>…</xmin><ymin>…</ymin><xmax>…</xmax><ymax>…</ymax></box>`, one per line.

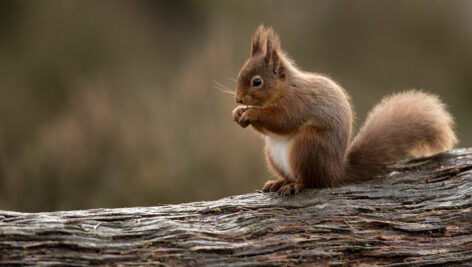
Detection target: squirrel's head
<box><xmin>236</xmin><ymin>25</ymin><xmax>288</xmax><ymax>107</ymax></box>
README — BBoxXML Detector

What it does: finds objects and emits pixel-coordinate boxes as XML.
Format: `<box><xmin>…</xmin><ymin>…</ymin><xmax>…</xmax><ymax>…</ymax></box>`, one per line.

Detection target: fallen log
<box><xmin>1</xmin><ymin>148</ymin><xmax>472</xmax><ymax>266</ymax></box>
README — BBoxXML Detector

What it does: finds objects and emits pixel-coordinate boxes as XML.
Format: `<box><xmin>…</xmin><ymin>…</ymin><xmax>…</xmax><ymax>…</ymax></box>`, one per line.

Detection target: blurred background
<box><xmin>0</xmin><ymin>0</ymin><xmax>471</xmax><ymax>212</ymax></box>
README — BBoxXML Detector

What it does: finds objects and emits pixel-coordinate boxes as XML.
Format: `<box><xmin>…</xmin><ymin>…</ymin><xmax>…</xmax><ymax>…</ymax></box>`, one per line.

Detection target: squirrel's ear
<box><xmin>267</xmin><ymin>49</ymin><xmax>285</xmax><ymax>78</ymax></box>
<box><xmin>264</xmin><ymin>28</ymin><xmax>285</xmax><ymax>78</ymax></box>
<box><xmin>250</xmin><ymin>25</ymin><xmax>285</xmax><ymax>77</ymax></box>
<box><xmin>250</xmin><ymin>25</ymin><xmax>266</xmax><ymax>56</ymax></box>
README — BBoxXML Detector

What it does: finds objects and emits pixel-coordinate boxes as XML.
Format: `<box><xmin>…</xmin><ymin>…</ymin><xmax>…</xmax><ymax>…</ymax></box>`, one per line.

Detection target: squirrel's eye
<box><xmin>252</xmin><ymin>77</ymin><xmax>263</xmax><ymax>88</ymax></box>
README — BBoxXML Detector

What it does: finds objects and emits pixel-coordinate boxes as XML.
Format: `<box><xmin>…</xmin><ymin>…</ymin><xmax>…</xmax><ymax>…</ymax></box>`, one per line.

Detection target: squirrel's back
<box><xmin>346</xmin><ymin>90</ymin><xmax>457</xmax><ymax>181</ymax></box>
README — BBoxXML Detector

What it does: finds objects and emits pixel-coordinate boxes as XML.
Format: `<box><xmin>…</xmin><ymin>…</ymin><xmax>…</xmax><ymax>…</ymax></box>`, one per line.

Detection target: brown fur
<box><xmin>345</xmin><ymin>91</ymin><xmax>457</xmax><ymax>182</ymax></box>
<box><xmin>233</xmin><ymin>25</ymin><xmax>457</xmax><ymax>195</ymax></box>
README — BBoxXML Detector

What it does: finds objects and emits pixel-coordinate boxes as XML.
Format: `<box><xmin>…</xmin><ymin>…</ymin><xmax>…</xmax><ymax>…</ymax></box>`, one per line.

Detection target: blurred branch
<box><xmin>1</xmin><ymin>148</ymin><xmax>472</xmax><ymax>266</ymax></box>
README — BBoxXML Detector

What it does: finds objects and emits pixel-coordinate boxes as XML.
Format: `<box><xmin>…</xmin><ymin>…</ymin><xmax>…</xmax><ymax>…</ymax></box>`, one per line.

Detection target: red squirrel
<box><xmin>232</xmin><ymin>25</ymin><xmax>457</xmax><ymax>196</ymax></box>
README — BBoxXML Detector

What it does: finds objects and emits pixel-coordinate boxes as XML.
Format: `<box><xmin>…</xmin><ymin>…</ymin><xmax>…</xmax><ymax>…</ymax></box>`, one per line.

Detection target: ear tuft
<box><xmin>264</xmin><ymin>27</ymin><xmax>280</xmax><ymax>58</ymax></box>
<box><xmin>250</xmin><ymin>25</ymin><xmax>266</xmax><ymax>56</ymax></box>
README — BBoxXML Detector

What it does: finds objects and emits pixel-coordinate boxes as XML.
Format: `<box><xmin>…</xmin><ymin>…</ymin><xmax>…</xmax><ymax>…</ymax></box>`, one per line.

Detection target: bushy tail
<box><xmin>346</xmin><ymin>90</ymin><xmax>457</xmax><ymax>181</ymax></box>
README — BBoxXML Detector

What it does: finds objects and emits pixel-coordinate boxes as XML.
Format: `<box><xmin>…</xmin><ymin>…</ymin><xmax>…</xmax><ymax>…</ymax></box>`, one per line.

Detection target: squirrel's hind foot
<box><xmin>262</xmin><ymin>179</ymin><xmax>290</xmax><ymax>192</ymax></box>
<box><xmin>277</xmin><ymin>182</ymin><xmax>304</xmax><ymax>196</ymax></box>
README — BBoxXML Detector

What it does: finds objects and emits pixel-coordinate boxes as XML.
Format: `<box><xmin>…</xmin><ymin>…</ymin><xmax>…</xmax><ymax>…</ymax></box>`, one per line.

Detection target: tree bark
<box><xmin>1</xmin><ymin>148</ymin><xmax>472</xmax><ymax>266</ymax></box>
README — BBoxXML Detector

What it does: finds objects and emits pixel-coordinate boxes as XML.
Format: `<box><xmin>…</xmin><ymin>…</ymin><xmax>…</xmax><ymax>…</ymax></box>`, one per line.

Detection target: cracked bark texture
<box><xmin>1</xmin><ymin>148</ymin><xmax>472</xmax><ymax>266</ymax></box>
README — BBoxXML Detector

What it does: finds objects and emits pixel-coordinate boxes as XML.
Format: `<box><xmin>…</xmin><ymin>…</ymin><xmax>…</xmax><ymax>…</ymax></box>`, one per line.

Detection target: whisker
<box><xmin>214</xmin><ymin>80</ymin><xmax>236</xmax><ymax>95</ymax></box>
<box><xmin>230</xmin><ymin>71</ymin><xmax>238</xmax><ymax>82</ymax></box>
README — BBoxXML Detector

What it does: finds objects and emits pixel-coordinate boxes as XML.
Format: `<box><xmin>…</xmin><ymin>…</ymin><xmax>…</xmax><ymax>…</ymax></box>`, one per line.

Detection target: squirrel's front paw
<box><xmin>232</xmin><ymin>106</ymin><xmax>250</xmax><ymax>128</ymax></box>
<box><xmin>238</xmin><ymin>111</ymin><xmax>252</xmax><ymax>128</ymax></box>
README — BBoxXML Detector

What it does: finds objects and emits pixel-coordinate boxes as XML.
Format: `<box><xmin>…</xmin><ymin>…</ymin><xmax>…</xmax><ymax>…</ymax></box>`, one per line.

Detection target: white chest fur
<box><xmin>266</xmin><ymin>133</ymin><xmax>294</xmax><ymax>179</ymax></box>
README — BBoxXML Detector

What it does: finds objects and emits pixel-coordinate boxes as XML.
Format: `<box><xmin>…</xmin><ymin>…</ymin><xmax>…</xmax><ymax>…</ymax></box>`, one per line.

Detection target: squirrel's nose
<box><xmin>236</xmin><ymin>97</ymin><xmax>243</xmax><ymax>104</ymax></box>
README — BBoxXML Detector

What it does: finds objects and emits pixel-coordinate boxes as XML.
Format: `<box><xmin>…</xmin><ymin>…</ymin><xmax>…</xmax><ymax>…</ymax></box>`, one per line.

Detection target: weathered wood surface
<box><xmin>1</xmin><ymin>148</ymin><xmax>472</xmax><ymax>266</ymax></box>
